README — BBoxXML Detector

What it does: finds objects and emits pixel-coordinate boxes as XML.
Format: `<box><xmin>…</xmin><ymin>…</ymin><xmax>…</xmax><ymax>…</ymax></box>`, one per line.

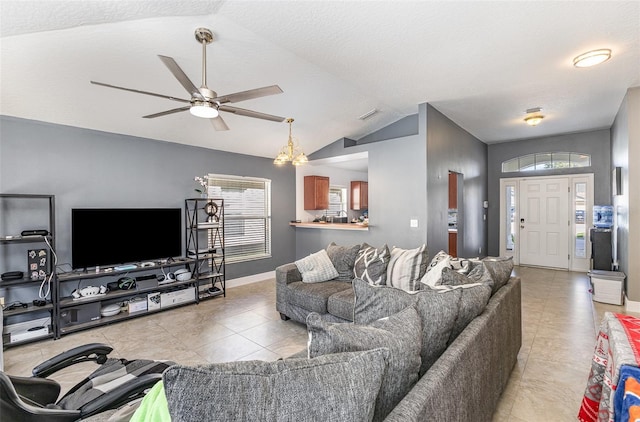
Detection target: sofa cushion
<box><xmin>326</xmin><ymin>242</ymin><xmax>361</xmax><ymax>281</ymax></box>
<box><xmin>429</xmin><ymin>272</ymin><xmax>493</xmax><ymax>343</ymax></box>
<box><xmin>163</xmin><ymin>349</ymin><xmax>389</xmax><ymax>422</ymax></box>
<box><xmin>353</xmin><ymin>243</ymin><xmax>391</xmax><ymax>286</ymax></box>
<box><xmin>353</xmin><ymin>278</ymin><xmax>459</xmax><ymax>375</ymax></box>
<box><xmin>478</xmin><ymin>256</ymin><xmax>514</xmax><ymax>294</ymax></box>
<box><xmin>295</xmin><ymin>249</ymin><xmax>340</xmax><ymax>283</ymax></box>
<box><xmin>286</xmin><ymin>280</ymin><xmax>352</xmax><ymax>314</ymax></box>
<box><xmin>386</xmin><ymin>244</ymin><xmax>428</xmax><ymax>292</ymax></box>
<box><xmin>327</xmin><ymin>287</ymin><xmax>355</xmax><ymax>321</ymax></box>
<box><xmin>307</xmin><ymin>306</ymin><xmax>422</xmax><ymax>422</ymax></box>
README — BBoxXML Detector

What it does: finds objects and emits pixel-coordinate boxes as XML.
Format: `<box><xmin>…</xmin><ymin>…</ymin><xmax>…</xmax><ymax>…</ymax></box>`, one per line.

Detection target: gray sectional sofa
<box><xmin>275</xmin><ymin>259</ymin><xmax>522</xmax><ymax>422</ymax></box>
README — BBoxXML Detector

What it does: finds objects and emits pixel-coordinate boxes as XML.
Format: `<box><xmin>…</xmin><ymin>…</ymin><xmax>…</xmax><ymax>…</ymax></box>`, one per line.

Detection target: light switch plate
<box><xmin>410</xmin><ymin>219</ymin><xmax>418</xmax><ymax>228</ymax></box>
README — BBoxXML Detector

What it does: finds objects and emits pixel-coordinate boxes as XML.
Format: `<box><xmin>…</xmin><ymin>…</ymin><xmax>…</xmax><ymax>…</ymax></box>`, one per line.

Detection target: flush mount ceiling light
<box><xmin>274</xmin><ymin>118</ymin><xmax>308</xmax><ymax>166</ymax></box>
<box><xmin>573</xmin><ymin>49</ymin><xmax>612</xmax><ymax>68</ymax></box>
<box><xmin>524</xmin><ymin>107</ymin><xmax>544</xmax><ymax>126</ymax></box>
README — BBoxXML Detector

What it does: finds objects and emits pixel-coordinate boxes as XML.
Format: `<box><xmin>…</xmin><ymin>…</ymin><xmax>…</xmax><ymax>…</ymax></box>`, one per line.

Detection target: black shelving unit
<box><xmin>55</xmin><ymin>258</ymin><xmax>197</xmax><ymax>337</ymax></box>
<box><xmin>185</xmin><ymin>198</ymin><xmax>226</xmax><ymax>300</ymax></box>
<box><xmin>0</xmin><ymin>194</ymin><xmax>57</xmax><ymax>347</ymax></box>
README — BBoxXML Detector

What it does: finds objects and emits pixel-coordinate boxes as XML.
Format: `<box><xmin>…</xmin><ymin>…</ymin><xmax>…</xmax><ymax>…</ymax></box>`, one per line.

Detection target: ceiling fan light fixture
<box><xmin>573</xmin><ymin>49</ymin><xmax>612</xmax><ymax>68</ymax></box>
<box><xmin>190</xmin><ymin>102</ymin><xmax>219</xmax><ymax>118</ymax></box>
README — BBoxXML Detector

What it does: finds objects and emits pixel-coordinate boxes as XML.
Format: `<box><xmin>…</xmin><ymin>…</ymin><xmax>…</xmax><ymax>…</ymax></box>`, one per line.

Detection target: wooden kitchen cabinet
<box><xmin>449</xmin><ymin>231</ymin><xmax>458</xmax><ymax>258</ymax></box>
<box><xmin>304</xmin><ymin>176</ymin><xmax>330</xmax><ymax>210</ymax></box>
<box><xmin>448</xmin><ymin>172</ymin><xmax>458</xmax><ymax>209</ymax></box>
<box><xmin>350</xmin><ymin>181</ymin><xmax>368</xmax><ymax>210</ymax></box>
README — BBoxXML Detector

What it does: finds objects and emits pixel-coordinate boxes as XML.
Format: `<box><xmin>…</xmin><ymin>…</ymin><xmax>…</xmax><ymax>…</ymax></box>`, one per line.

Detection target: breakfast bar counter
<box><xmin>289</xmin><ymin>222</ymin><xmax>369</xmax><ymax>231</ymax></box>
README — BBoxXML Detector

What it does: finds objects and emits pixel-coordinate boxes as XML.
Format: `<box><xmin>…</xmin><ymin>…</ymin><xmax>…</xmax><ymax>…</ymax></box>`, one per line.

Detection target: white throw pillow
<box><xmin>421</xmin><ymin>252</ymin><xmax>451</xmax><ymax>287</ymax></box>
<box><xmin>295</xmin><ymin>249</ymin><xmax>340</xmax><ymax>283</ymax></box>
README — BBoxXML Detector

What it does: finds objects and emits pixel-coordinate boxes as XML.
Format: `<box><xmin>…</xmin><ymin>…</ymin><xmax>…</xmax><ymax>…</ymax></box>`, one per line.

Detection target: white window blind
<box><xmin>208</xmin><ymin>175</ymin><xmax>271</xmax><ymax>263</ymax></box>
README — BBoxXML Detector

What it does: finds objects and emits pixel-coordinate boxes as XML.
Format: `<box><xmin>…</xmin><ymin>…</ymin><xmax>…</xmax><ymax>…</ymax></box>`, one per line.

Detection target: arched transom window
<box><xmin>501</xmin><ymin>152</ymin><xmax>591</xmax><ymax>173</ymax></box>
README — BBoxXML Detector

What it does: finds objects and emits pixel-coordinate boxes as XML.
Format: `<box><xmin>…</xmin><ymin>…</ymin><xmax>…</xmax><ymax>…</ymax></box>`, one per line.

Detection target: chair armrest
<box><xmin>32</xmin><ymin>343</ymin><xmax>113</xmax><ymax>378</ymax></box>
<box><xmin>79</xmin><ymin>373</ymin><xmax>163</xmax><ymax>418</ymax></box>
<box><xmin>276</xmin><ymin>263</ymin><xmax>302</xmax><ymax>286</ymax></box>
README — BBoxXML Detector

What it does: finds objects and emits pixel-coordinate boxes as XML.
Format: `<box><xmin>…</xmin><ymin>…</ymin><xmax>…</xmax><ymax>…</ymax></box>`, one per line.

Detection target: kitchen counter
<box><xmin>290</xmin><ymin>222</ymin><xmax>369</xmax><ymax>231</ymax></box>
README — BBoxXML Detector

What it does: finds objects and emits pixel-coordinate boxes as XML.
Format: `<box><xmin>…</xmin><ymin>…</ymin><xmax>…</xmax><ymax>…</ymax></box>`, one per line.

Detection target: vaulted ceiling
<box><xmin>1</xmin><ymin>1</ymin><xmax>638</xmax><ymax>159</ymax></box>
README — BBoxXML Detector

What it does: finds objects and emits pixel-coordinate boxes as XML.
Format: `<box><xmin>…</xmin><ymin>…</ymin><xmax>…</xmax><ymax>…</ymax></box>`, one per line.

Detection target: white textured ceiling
<box><xmin>1</xmin><ymin>1</ymin><xmax>639</xmax><ymax>159</ymax></box>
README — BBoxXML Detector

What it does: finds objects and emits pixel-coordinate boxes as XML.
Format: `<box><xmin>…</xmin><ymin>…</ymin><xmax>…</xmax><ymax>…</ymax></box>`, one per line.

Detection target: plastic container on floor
<box><xmin>589</xmin><ymin>270</ymin><xmax>626</xmax><ymax>305</ymax></box>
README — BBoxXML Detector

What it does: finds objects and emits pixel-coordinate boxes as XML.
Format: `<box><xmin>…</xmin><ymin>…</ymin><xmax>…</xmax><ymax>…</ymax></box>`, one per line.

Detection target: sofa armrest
<box><xmin>276</xmin><ymin>263</ymin><xmax>302</xmax><ymax>286</ymax></box>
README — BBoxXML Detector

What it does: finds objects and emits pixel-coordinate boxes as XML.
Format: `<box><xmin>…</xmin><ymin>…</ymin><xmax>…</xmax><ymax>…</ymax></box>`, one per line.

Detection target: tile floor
<box><xmin>3</xmin><ymin>266</ymin><xmax>635</xmax><ymax>421</ymax></box>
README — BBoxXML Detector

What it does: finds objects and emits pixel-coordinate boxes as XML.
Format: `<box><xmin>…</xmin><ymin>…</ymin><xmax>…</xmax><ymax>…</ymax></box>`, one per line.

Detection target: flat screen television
<box><xmin>72</xmin><ymin>208</ymin><xmax>182</xmax><ymax>269</ymax></box>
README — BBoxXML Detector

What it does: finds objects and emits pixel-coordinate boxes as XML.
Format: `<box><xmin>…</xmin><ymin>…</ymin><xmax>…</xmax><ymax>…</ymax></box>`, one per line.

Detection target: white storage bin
<box><xmin>160</xmin><ymin>287</ymin><xmax>196</xmax><ymax>308</ymax></box>
<box><xmin>589</xmin><ymin>270</ymin><xmax>626</xmax><ymax>305</ymax></box>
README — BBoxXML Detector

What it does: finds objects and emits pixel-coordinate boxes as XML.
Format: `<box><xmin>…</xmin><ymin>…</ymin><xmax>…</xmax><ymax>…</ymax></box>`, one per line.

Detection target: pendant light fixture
<box><xmin>274</xmin><ymin>118</ymin><xmax>308</xmax><ymax>166</ymax></box>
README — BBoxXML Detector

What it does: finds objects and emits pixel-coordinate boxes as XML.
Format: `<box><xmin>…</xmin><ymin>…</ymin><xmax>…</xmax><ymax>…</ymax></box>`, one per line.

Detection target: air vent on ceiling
<box><xmin>358</xmin><ymin>109</ymin><xmax>379</xmax><ymax>120</ymax></box>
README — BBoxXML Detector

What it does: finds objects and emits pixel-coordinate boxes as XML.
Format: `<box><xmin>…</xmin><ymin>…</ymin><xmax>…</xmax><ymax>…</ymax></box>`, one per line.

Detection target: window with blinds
<box><xmin>207</xmin><ymin>175</ymin><xmax>271</xmax><ymax>263</ymax></box>
<box><xmin>328</xmin><ymin>187</ymin><xmax>347</xmax><ymax>216</ymax></box>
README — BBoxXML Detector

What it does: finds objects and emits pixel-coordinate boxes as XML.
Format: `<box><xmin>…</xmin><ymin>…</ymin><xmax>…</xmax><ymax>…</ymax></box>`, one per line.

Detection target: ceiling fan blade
<box><xmin>211</xmin><ymin>115</ymin><xmax>230</xmax><ymax>131</ymax></box>
<box><xmin>212</xmin><ymin>85</ymin><xmax>283</xmax><ymax>104</ymax></box>
<box><xmin>143</xmin><ymin>106</ymin><xmax>190</xmax><ymax>119</ymax></box>
<box><xmin>219</xmin><ymin>105</ymin><xmax>286</xmax><ymax>122</ymax></box>
<box><xmin>90</xmin><ymin>81</ymin><xmax>190</xmax><ymax>103</ymax></box>
<box><xmin>158</xmin><ymin>55</ymin><xmax>204</xmax><ymax>101</ymax></box>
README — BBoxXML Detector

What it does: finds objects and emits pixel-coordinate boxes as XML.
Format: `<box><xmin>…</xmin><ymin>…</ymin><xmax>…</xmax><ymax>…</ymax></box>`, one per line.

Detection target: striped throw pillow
<box><xmin>386</xmin><ymin>244</ymin><xmax>428</xmax><ymax>292</ymax></box>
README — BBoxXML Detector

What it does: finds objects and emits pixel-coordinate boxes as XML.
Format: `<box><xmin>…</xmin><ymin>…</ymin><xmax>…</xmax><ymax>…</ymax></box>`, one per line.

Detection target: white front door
<box><xmin>519</xmin><ymin>178</ymin><xmax>569</xmax><ymax>269</ymax></box>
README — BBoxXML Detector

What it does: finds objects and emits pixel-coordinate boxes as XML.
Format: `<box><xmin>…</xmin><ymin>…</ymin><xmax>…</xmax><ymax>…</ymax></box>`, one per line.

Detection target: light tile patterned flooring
<box><xmin>3</xmin><ymin>266</ymin><xmax>635</xmax><ymax>421</ymax></box>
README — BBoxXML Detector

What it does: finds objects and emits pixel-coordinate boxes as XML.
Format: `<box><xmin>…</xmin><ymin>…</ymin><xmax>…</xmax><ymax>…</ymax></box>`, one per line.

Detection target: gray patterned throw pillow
<box><xmin>326</xmin><ymin>242</ymin><xmax>361</xmax><ymax>281</ymax></box>
<box><xmin>163</xmin><ymin>349</ymin><xmax>389</xmax><ymax>422</ymax></box>
<box><xmin>353</xmin><ymin>243</ymin><xmax>390</xmax><ymax>285</ymax></box>
<box><xmin>307</xmin><ymin>306</ymin><xmax>422</xmax><ymax>422</ymax></box>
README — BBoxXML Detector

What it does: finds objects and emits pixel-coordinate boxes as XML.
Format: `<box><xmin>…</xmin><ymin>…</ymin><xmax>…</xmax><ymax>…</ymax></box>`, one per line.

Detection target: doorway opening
<box><xmin>499</xmin><ymin>174</ymin><xmax>593</xmax><ymax>271</ymax></box>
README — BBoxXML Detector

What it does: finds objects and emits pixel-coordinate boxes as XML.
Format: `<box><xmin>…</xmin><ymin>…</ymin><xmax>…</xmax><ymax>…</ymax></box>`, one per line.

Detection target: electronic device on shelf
<box><xmin>1</xmin><ymin>271</ymin><xmax>24</xmax><ymax>281</ymax></box>
<box><xmin>71</xmin><ymin>208</ymin><xmax>181</xmax><ymax>270</ymax></box>
<box><xmin>21</xmin><ymin>229</ymin><xmax>49</xmax><ymax>236</ymax></box>
<box><xmin>114</xmin><ymin>264</ymin><xmax>138</xmax><ymax>271</ymax></box>
<box><xmin>139</xmin><ymin>261</ymin><xmax>156</xmax><ymax>267</ymax></box>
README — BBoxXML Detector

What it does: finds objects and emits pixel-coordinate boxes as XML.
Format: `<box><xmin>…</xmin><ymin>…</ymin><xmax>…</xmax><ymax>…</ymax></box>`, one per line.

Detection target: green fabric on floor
<box><xmin>130</xmin><ymin>380</ymin><xmax>171</xmax><ymax>422</ymax></box>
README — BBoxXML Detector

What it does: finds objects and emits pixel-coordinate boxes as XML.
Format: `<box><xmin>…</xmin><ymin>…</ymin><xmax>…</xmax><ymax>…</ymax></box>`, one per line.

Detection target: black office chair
<box><xmin>0</xmin><ymin>343</ymin><xmax>174</xmax><ymax>421</ymax></box>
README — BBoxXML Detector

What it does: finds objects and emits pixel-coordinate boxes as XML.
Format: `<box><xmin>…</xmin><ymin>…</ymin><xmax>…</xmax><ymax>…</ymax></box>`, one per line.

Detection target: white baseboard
<box><xmin>625</xmin><ymin>296</ymin><xmax>640</xmax><ymax>313</ymax></box>
<box><xmin>227</xmin><ymin>271</ymin><xmax>275</xmax><ymax>288</ymax></box>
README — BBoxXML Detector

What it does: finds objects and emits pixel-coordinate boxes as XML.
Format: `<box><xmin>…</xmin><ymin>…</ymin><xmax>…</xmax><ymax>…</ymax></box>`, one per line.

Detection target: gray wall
<box><xmin>611</xmin><ymin>87</ymin><xmax>640</xmax><ymax>302</ymax></box>
<box><xmin>486</xmin><ymin>129</ymin><xmax>611</xmax><ymax>256</ymax></box>
<box><xmin>426</xmin><ymin>104</ymin><xmax>488</xmax><ymax>258</ymax></box>
<box><xmin>293</xmin><ymin>102</ymin><xmax>489</xmax><ymax>261</ymax></box>
<box><xmin>294</xmin><ymin>105</ymin><xmax>429</xmax><ymax>258</ymax></box>
<box><xmin>0</xmin><ymin>116</ymin><xmax>296</xmax><ymax>281</ymax></box>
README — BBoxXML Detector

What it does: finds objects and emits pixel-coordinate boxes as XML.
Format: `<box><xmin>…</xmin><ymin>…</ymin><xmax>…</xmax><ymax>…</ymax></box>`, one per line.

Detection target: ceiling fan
<box><xmin>90</xmin><ymin>28</ymin><xmax>285</xmax><ymax>131</ymax></box>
